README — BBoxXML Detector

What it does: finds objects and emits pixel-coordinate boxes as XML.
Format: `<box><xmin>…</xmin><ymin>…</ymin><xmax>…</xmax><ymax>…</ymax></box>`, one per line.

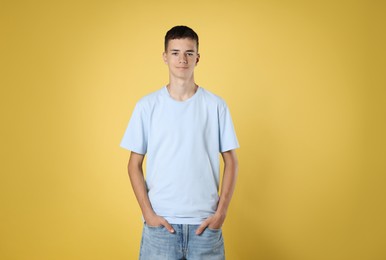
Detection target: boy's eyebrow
<box><xmin>170</xmin><ymin>49</ymin><xmax>195</xmax><ymax>52</ymax></box>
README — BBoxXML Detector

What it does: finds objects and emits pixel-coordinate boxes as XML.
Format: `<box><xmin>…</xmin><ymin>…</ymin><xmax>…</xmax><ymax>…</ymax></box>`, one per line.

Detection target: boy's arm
<box><xmin>195</xmin><ymin>149</ymin><xmax>239</xmax><ymax>235</ymax></box>
<box><xmin>128</xmin><ymin>151</ymin><xmax>174</xmax><ymax>233</ymax></box>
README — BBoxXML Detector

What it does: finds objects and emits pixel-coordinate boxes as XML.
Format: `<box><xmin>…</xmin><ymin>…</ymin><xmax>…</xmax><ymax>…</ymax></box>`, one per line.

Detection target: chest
<box><xmin>149</xmin><ymin>101</ymin><xmax>217</xmax><ymax>138</ymax></box>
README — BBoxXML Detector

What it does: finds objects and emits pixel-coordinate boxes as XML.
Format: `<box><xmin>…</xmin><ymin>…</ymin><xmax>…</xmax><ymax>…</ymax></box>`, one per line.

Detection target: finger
<box><xmin>162</xmin><ymin>219</ymin><xmax>175</xmax><ymax>233</ymax></box>
<box><xmin>195</xmin><ymin>221</ymin><xmax>208</xmax><ymax>235</ymax></box>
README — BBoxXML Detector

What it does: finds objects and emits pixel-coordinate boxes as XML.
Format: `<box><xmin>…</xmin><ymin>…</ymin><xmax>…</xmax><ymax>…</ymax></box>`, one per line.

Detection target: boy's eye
<box><xmin>172</xmin><ymin>52</ymin><xmax>178</xmax><ymax>55</ymax></box>
<box><xmin>187</xmin><ymin>53</ymin><xmax>193</xmax><ymax>56</ymax></box>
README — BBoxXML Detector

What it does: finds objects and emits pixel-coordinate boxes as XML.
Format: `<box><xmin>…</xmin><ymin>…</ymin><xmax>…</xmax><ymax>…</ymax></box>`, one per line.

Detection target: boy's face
<box><xmin>163</xmin><ymin>38</ymin><xmax>200</xmax><ymax>80</ymax></box>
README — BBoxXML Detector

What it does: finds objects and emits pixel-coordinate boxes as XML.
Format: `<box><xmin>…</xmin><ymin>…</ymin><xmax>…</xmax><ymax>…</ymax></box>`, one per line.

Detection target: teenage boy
<box><xmin>120</xmin><ymin>25</ymin><xmax>239</xmax><ymax>260</ymax></box>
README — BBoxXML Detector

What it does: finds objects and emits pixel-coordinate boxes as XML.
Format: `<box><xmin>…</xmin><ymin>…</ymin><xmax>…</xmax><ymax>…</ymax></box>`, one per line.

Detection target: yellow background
<box><xmin>1</xmin><ymin>0</ymin><xmax>385</xmax><ymax>259</ymax></box>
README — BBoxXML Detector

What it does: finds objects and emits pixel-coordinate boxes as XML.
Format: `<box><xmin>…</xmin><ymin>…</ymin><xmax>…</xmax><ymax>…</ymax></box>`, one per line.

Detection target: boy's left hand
<box><xmin>195</xmin><ymin>212</ymin><xmax>226</xmax><ymax>235</ymax></box>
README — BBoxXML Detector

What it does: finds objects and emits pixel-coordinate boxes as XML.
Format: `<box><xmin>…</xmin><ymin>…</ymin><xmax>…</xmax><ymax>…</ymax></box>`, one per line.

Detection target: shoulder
<box><xmin>200</xmin><ymin>87</ymin><xmax>227</xmax><ymax>107</ymax></box>
<box><xmin>135</xmin><ymin>87</ymin><xmax>165</xmax><ymax>110</ymax></box>
<box><xmin>199</xmin><ymin>87</ymin><xmax>228</xmax><ymax>113</ymax></box>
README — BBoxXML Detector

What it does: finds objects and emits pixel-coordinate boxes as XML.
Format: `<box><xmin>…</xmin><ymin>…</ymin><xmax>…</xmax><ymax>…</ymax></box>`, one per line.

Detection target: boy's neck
<box><xmin>167</xmin><ymin>78</ymin><xmax>198</xmax><ymax>101</ymax></box>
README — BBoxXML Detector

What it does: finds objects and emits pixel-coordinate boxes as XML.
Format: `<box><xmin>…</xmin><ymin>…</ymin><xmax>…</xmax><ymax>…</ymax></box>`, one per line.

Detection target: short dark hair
<box><xmin>164</xmin><ymin>25</ymin><xmax>199</xmax><ymax>52</ymax></box>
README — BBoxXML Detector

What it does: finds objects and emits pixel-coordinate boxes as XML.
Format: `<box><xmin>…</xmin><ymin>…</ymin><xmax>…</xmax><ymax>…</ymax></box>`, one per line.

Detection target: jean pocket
<box><xmin>207</xmin><ymin>227</ymin><xmax>222</xmax><ymax>232</ymax></box>
<box><xmin>144</xmin><ymin>222</ymin><xmax>163</xmax><ymax>229</ymax></box>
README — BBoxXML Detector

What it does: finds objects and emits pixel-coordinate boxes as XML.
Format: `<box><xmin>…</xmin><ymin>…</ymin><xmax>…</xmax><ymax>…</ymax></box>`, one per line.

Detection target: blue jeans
<box><xmin>139</xmin><ymin>223</ymin><xmax>225</xmax><ymax>260</ymax></box>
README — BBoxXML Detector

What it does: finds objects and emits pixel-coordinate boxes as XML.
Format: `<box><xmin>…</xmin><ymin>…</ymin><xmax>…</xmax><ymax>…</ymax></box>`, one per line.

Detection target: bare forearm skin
<box><xmin>127</xmin><ymin>152</ymin><xmax>174</xmax><ymax>232</ymax></box>
<box><xmin>196</xmin><ymin>149</ymin><xmax>238</xmax><ymax>234</ymax></box>
<box><xmin>127</xmin><ymin>152</ymin><xmax>154</xmax><ymax>219</ymax></box>
<box><xmin>217</xmin><ymin>149</ymin><xmax>239</xmax><ymax>217</ymax></box>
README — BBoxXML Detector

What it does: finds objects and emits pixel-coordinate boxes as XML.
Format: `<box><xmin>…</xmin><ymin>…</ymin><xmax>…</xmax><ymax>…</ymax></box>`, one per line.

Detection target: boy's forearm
<box><xmin>127</xmin><ymin>154</ymin><xmax>175</xmax><ymax>232</ymax></box>
<box><xmin>128</xmin><ymin>159</ymin><xmax>155</xmax><ymax>219</ymax></box>
<box><xmin>192</xmin><ymin>150</ymin><xmax>239</xmax><ymax>234</ymax></box>
<box><xmin>216</xmin><ymin>150</ymin><xmax>238</xmax><ymax>217</ymax></box>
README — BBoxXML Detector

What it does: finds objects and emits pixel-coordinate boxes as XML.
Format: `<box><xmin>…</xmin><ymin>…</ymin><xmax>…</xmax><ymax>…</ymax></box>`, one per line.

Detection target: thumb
<box><xmin>162</xmin><ymin>219</ymin><xmax>174</xmax><ymax>233</ymax></box>
<box><xmin>195</xmin><ymin>220</ymin><xmax>208</xmax><ymax>235</ymax></box>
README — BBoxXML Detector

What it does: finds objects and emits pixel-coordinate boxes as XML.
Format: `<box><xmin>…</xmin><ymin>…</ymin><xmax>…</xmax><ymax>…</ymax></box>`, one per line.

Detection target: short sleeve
<box><xmin>219</xmin><ymin>102</ymin><xmax>239</xmax><ymax>152</ymax></box>
<box><xmin>120</xmin><ymin>102</ymin><xmax>148</xmax><ymax>154</ymax></box>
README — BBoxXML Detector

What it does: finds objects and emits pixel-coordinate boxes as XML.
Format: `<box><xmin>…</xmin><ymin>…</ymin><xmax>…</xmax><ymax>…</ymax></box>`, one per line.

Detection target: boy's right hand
<box><xmin>145</xmin><ymin>214</ymin><xmax>175</xmax><ymax>233</ymax></box>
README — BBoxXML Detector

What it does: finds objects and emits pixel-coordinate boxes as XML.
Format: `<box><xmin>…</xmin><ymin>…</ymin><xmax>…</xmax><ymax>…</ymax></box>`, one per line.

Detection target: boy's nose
<box><xmin>179</xmin><ymin>54</ymin><xmax>187</xmax><ymax>63</ymax></box>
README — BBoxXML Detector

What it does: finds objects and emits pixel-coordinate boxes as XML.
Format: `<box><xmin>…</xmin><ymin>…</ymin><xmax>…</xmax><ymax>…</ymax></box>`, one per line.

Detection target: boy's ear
<box><xmin>196</xmin><ymin>53</ymin><xmax>200</xmax><ymax>65</ymax></box>
<box><xmin>162</xmin><ymin>52</ymin><xmax>168</xmax><ymax>64</ymax></box>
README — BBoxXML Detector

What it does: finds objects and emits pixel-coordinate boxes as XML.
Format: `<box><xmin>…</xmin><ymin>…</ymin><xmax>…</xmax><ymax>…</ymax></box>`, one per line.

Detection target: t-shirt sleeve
<box><xmin>120</xmin><ymin>102</ymin><xmax>148</xmax><ymax>154</ymax></box>
<box><xmin>219</xmin><ymin>102</ymin><xmax>240</xmax><ymax>152</ymax></box>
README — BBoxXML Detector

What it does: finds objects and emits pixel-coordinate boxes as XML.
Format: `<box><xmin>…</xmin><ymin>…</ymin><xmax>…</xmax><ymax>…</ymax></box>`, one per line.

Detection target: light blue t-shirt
<box><xmin>120</xmin><ymin>86</ymin><xmax>239</xmax><ymax>224</ymax></box>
